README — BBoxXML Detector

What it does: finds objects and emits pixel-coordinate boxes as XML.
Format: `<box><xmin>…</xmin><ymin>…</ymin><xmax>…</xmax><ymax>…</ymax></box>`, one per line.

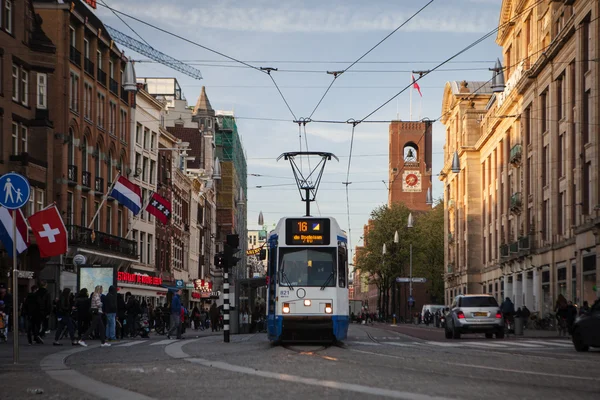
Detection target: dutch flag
<box><xmin>0</xmin><ymin>206</ymin><xmax>29</xmax><ymax>258</ymax></box>
<box><xmin>110</xmin><ymin>176</ymin><xmax>142</xmax><ymax>215</ymax></box>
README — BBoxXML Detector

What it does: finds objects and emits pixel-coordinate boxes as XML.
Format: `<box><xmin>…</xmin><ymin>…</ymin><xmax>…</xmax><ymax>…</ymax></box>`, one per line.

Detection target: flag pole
<box><xmin>12</xmin><ymin>209</ymin><xmax>19</xmax><ymax>364</ymax></box>
<box><xmin>124</xmin><ymin>190</ymin><xmax>154</xmax><ymax>239</ymax></box>
<box><xmin>88</xmin><ymin>173</ymin><xmax>120</xmax><ymax>230</ymax></box>
<box><xmin>409</xmin><ymin>74</ymin><xmax>413</xmax><ymax>121</ymax></box>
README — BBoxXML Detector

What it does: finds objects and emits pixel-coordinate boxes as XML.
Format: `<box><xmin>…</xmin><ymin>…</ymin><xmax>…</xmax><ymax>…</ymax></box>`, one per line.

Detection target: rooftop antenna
<box><xmin>277</xmin><ymin>151</ymin><xmax>339</xmax><ymax>217</ymax></box>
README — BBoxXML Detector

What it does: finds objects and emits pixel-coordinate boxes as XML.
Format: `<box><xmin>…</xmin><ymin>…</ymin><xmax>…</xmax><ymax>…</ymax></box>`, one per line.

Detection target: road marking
<box><xmin>380</xmin><ymin>342</ymin><xmax>413</xmax><ymax>347</ymax></box>
<box><xmin>349</xmin><ymin>348</ymin><xmax>599</xmax><ymax>382</ymax></box>
<box><xmin>347</xmin><ymin>341</ymin><xmax>381</xmax><ymax>346</ymax></box>
<box><xmin>526</xmin><ymin>340</ymin><xmax>572</xmax><ymax>347</ymax></box>
<box><xmin>151</xmin><ymin>339</ymin><xmax>178</xmax><ymax>346</ymax></box>
<box><xmin>460</xmin><ymin>341</ymin><xmax>507</xmax><ymax>348</ymax></box>
<box><xmin>425</xmin><ymin>341</ymin><xmax>461</xmax><ymax>347</ymax></box>
<box><xmin>165</xmin><ymin>339</ymin><xmax>452</xmax><ymax>400</ymax></box>
<box><xmin>505</xmin><ymin>342</ymin><xmax>542</xmax><ymax>348</ymax></box>
<box><xmin>114</xmin><ymin>341</ymin><xmax>146</xmax><ymax>347</ymax></box>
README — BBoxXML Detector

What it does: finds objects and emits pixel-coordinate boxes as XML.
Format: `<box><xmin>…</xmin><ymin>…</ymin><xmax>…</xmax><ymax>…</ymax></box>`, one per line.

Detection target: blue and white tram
<box><xmin>266</xmin><ymin>216</ymin><xmax>349</xmax><ymax>342</ymax></box>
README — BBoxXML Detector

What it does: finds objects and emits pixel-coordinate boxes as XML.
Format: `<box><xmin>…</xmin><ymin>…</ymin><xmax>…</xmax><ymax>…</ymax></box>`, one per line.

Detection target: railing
<box><xmin>509</xmin><ymin>241</ymin><xmax>519</xmax><ymax>254</ymax></box>
<box><xmin>66</xmin><ymin>225</ymin><xmax>137</xmax><ymax>258</ymax></box>
<box><xmin>518</xmin><ymin>235</ymin><xmax>531</xmax><ymax>250</ymax></box>
<box><xmin>109</xmin><ymin>78</ymin><xmax>119</xmax><ymax>95</ymax></box>
<box><xmin>69</xmin><ymin>46</ymin><xmax>81</xmax><ymax>67</ymax></box>
<box><xmin>447</xmin><ymin>263</ymin><xmax>454</xmax><ymax>273</ymax></box>
<box><xmin>97</xmin><ymin>68</ymin><xmax>107</xmax><ymax>87</ymax></box>
<box><xmin>67</xmin><ymin>165</ymin><xmax>78</xmax><ymax>182</ymax></box>
<box><xmin>82</xmin><ymin>170</ymin><xmax>91</xmax><ymax>187</ymax></box>
<box><xmin>510</xmin><ymin>192</ymin><xmax>523</xmax><ymax>213</ymax></box>
<box><xmin>509</xmin><ymin>144</ymin><xmax>522</xmax><ymax>165</ymax></box>
<box><xmin>84</xmin><ymin>58</ymin><xmax>95</xmax><ymax>77</ymax></box>
<box><xmin>500</xmin><ymin>244</ymin><xmax>509</xmax><ymax>257</ymax></box>
<box><xmin>120</xmin><ymin>87</ymin><xmax>129</xmax><ymax>104</ymax></box>
<box><xmin>95</xmin><ymin>177</ymin><xmax>104</xmax><ymax>193</ymax></box>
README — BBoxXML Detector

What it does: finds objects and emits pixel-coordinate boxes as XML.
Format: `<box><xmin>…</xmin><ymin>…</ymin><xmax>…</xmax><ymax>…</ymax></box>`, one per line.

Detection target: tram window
<box><xmin>338</xmin><ymin>247</ymin><xmax>346</xmax><ymax>288</ymax></box>
<box><xmin>279</xmin><ymin>248</ymin><xmax>336</xmax><ymax>287</ymax></box>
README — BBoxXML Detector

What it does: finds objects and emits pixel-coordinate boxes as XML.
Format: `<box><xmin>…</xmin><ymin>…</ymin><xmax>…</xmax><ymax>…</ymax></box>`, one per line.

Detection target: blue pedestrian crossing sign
<box><xmin>0</xmin><ymin>173</ymin><xmax>30</xmax><ymax>210</ymax></box>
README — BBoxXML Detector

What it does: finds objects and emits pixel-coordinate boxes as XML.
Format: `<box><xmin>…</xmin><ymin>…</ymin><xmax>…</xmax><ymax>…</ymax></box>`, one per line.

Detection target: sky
<box><xmin>93</xmin><ymin>0</ymin><xmax>504</xmax><ymax>261</ymax></box>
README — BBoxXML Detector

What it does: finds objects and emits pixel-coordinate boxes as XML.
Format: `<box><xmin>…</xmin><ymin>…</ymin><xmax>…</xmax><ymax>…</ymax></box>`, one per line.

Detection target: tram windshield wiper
<box><xmin>320</xmin><ymin>271</ymin><xmax>335</xmax><ymax>290</ymax></box>
<box><xmin>281</xmin><ymin>271</ymin><xmax>294</xmax><ymax>290</ymax></box>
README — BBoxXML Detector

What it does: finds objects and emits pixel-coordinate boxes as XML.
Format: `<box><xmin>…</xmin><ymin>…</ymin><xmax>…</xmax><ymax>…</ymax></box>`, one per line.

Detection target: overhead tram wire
<box><xmin>100</xmin><ymin>0</ymin><xmax>150</xmax><ymax>46</ymax></box>
<box><xmin>307</xmin><ymin>0</ymin><xmax>436</xmax><ymax>120</ymax></box>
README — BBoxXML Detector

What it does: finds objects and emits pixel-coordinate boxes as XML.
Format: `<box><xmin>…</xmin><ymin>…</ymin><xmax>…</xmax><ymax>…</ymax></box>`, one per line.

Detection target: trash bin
<box><xmin>514</xmin><ymin>316</ymin><xmax>524</xmax><ymax>335</ymax></box>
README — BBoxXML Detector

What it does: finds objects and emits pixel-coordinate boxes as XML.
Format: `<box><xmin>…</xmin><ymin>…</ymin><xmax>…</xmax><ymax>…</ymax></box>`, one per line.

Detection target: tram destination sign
<box><xmin>286</xmin><ymin>218</ymin><xmax>330</xmax><ymax>246</ymax></box>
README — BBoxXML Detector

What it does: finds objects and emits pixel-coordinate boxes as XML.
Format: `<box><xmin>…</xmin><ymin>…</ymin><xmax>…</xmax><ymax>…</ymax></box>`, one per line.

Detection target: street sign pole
<box><xmin>12</xmin><ymin>209</ymin><xmax>18</xmax><ymax>364</ymax></box>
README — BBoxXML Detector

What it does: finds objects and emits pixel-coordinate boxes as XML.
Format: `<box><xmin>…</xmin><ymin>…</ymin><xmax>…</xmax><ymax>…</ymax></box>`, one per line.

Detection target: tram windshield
<box><xmin>279</xmin><ymin>248</ymin><xmax>336</xmax><ymax>288</ymax></box>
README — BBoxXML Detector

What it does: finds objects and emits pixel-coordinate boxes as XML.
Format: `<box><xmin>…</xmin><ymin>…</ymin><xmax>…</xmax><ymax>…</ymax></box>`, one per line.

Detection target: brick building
<box><xmin>0</xmin><ymin>0</ymin><xmax>56</xmax><ymax>298</ymax></box>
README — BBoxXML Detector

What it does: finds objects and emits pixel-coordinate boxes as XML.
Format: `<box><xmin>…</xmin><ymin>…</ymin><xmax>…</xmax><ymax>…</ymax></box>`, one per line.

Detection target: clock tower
<box><xmin>388</xmin><ymin>120</ymin><xmax>433</xmax><ymax>210</ymax></box>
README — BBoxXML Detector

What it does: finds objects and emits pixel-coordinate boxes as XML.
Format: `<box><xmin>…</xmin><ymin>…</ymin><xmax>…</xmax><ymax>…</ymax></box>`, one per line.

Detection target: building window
<box><xmin>82</xmin><ymin>137</ymin><xmax>89</xmax><ymax>171</ymax></box>
<box><xmin>107</xmin><ymin>151</ymin><xmax>114</xmax><ymax>183</ymax></box>
<box><xmin>5</xmin><ymin>0</ymin><xmax>13</xmax><ymax>34</ymax></box>
<box><xmin>21</xmin><ymin>125</ymin><xmax>27</xmax><ymax>153</ymax></box>
<box><xmin>140</xmin><ymin>232</ymin><xmax>145</xmax><ymax>263</ymax></box>
<box><xmin>66</xmin><ymin>192</ymin><xmax>73</xmax><ymax>226</ymax></box>
<box><xmin>81</xmin><ymin>196</ymin><xmax>88</xmax><ymax>226</ymax></box>
<box><xmin>94</xmin><ymin>201</ymin><xmax>100</xmax><ymax>231</ymax></box>
<box><xmin>142</xmin><ymin>157</ymin><xmax>148</xmax><ymax>182</ymax></box>
<box><xmin>108</xmin><ymin>102</ymin><xmax>116</xmax><ymax>135</ymax></box>
<box><xmin>143</xmin><ymin>128</ymin><xmax>149</xmax><ymax>149</ymax></box>
<box><xmin>37</xmin><ymin>73</ymin><xmax>47</xmax><ymax>109</ymax></box>
<box><xmin>69</xmin><ymin>25</ymin><xmax>75</xmax><ymax>47</ymax></box>
<box><xmin>120</xmin><ymin>109</ymin><xmax>127</xmax><ymax>142</ymax></box>
<box><xmin>118</xmin><ymin>209</ymin><xmax>123</xmax><ymax>236</ymax></box>
<box><xmin>20</xmin><ymin>68</ymin><xmax>28</xmax><ymax>106</ymax></box>
<box><xmin>136</xmin><ymin>123</ymin><xmax>142</xmax><ymax>144</ymax></box>
<box><xmin>557</xmin><ymin>192</ymin><xmax>564</xmax><ymax>236</ymax></box>
<box><xmin>97</xmin><ymin>93</ymin><xmax>105</xmax><ymax>128</ymax></box>
<box><xmin>147</xmin><ymin>234</ymin><xmax>153</xmax><ymax>265</ymax></box>
<box><xmin>11</xmin><ymin>122</ymin><xmax>27</xmax><ymax>155</ymax></box>
<box><xmin>542</xmin><ymin>145</ymin><xmax>548</xmax><ymax>187</ymax></box>
<box><xmin>540</xmin><ymin>90</ymin><xmax>547</xmax><ymax>133</ymax></box>
<box><xmin>84</xmin><ymin>82</ymin><xmax>92</xmax><ymax>120</ymax></box>
<box><xmin>109</xmin><ymin>60</ymin><xmax>114</xmax><ymax>78</ymax></box>
<box><xmin>97</xmin><ymin>50</ymin><xmax>102</xmax><ymax>70</ymax></box>
<box><xmin>69</xmin><ymin>72</ymin><xmax>79</xmax><ymax>112</ymax></box>
<box><xmin>95</xmin><ymin>144</ymin><xmax>102</xmax><ymax>178</ymax></box>
<box><xmin>150</xmin><ymin>160</ymin><xmax>156</xmax><ymax>184</ymax></box>
<box><xmin>106</xmin><ymin>205</ymin><xmax>112</xmax><ymax>234</ymax></box>
<box><xmin>12</xmin><ymin>65</ymin><xmax>18</xmax><ymax>101</ymax></box>
<box><xmin>151</xmin><ymin>132</ymin><xmax>157</xmax><ymax>150</ymax></box>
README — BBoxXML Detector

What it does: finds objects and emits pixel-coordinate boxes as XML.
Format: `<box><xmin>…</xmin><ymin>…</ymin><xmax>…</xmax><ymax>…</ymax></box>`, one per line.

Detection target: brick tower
<box><xmin>388</xmin><ymin>121</ymin><xmax>433</xmax><ymax>210</ymax></box>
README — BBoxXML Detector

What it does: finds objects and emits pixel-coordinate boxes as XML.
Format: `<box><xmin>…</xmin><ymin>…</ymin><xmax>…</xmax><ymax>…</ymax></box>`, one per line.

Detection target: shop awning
<box><xmin>119</xmin><ymin>283</ymin><xmax>167</xmax><ymax>298</ymax></box>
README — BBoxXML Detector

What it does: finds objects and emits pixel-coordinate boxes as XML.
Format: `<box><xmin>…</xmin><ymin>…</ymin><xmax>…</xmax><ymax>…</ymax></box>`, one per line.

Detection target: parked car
<box><xmin>444</xmin><ymin>294</ymin><xmax>504</xmax><ymax>339</ymax></box>
<box><xmin>571</xmin><ymin>300</ymin><xmax>600</xmax><ymax>352</ymax></box>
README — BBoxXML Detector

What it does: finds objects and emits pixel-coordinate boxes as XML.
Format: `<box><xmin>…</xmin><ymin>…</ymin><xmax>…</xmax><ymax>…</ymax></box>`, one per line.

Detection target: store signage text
<box><xmin>194</xmin><ymin>279</ymin><xmax>213</xmax><ymax>292</ymax></box>
<box><xmin>118</xmin><ymin>272</ymin><xmax>163</xmax><ymax>286</ymax></box>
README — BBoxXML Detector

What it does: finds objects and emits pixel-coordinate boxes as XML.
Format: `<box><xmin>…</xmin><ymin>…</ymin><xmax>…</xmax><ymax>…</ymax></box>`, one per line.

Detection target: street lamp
<box><xmin>407</xmin><ymin>213</ymin><xmax>414</xmax><ymax>316</ymax></box>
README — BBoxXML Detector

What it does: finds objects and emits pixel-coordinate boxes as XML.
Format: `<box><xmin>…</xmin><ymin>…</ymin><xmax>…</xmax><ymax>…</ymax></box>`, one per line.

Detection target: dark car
<box><xmin>572</xmin><ymin>300</ymin><xmax>600</xmax><ymax>352</ymax></box>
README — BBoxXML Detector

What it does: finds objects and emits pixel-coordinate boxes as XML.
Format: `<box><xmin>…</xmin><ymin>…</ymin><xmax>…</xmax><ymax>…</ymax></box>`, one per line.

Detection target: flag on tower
<box><xmin>146</xmin><ymin>192</ymin><xmax>172</xmax><ymax>224</ymax></box>
<box><xmin>110</xmin><ymin>176</ymin><xmax>142</xmax><ymax>215</ymax></box>
<box><xmin>28</xmin><ymin>204</ymin><xmax>67</xmax><ymax>258</ymax></box>
<box><xmin>412</xmin><ymin>74</ymin><xmax>422</xmax><ymax>97</ymax></box>
<box><xmin>0</xmin><ymin>206</ymin><xmax>29</xmax><ymax>258</ymax></box>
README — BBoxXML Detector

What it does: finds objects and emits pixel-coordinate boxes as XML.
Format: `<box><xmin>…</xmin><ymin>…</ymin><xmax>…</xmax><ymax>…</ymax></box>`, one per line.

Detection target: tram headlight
<box><xmin>325</xmin><ymin>303</ymin><xmax>333</xmax><ymax>314</ymax></box>
<box><xmin>282</xmin><ymin>303</ymin><xmax>290</xmax><ymax>314</ymax></box>
<box><xmin>304</xmin><ymin>299</ymin><xmax>311</xmax><ymax>306</ymax></box>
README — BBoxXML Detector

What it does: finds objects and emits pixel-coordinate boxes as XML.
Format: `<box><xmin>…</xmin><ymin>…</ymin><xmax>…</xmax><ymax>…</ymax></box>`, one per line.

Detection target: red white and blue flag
<box><xmin>110</xmin><ymin>176</ymin><xmax>142</xmax><ymax>215</ymax></box>
<box><xmin>412</xmin><ymin>74</ymin><xmax>422</xmax><ymax>97</ymax></box>
<box><xmin>0</xmin><ymin>206</ymin><xmax>29</xmax><ymax>258</ymax></box>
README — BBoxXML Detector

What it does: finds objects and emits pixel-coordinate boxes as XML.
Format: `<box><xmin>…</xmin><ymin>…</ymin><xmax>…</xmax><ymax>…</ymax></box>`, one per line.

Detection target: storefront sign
<box><xmin>246</xmin><ymin>246</ymin><xmax>264</xmax><ymax>256</ymax></box>
<box><xmin>194</xmin><ymin>279</ymin><xmax>213</xmax><ymax>292</ymax></box>
<box><xmin>191</xmin><ymin>292</ymin><xmax>201</xmax><ymax>299</ymax></box>
<box><xmin>17</xmin><ymin>270</ymin><xmax>34</xmax><ymax>279</ymax></box>
<box><xmin>84</xmin><ymin>0</ymin><xmax>97</xmax><ymax>9</ymax></box>
<box><xmin>175</xmin><ymin>279</ymin><xmax>184</xmax><ymax>289</ymax></box>
<box><xmin>118</xmin><ymin>272</ymin><xmax>162</xmax><ymax>286</ymax></box>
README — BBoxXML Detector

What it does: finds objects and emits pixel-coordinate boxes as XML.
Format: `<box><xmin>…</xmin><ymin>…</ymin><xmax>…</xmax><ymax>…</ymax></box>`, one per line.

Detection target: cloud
<box><xmin>100</xmin><ymin>1</ymin><xmax>497</xmax><ymax>34</ymax></box>
<box><xmin>306</xmin><ymin>127</ymin><xmax>386</xmax><ymax>143</ymax></box>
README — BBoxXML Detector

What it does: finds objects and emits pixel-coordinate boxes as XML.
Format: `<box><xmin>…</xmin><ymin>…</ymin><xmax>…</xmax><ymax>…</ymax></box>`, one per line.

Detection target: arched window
<box><xmin>107</xmin><ymin>150</ymin><xmax>114</xmax><ymax>183</ymax></box>
<box><xmin>403</xmin><ymin>142</ymin><xmax>418</xmax><ymax>162</ymax></box>
<box><xmin>82</xmin><ymin>137</ymin><xmax>89</xmax><ymax>171</ymax></box>
<box><xmin>95</xmin><ymin>143</ymin><xmax>102</xmax><ymax>178</ymax></box>
<box><xmin>68</xmin><ymin>129</ymin><xmax>75</xmax><ymax>165</ymax></box>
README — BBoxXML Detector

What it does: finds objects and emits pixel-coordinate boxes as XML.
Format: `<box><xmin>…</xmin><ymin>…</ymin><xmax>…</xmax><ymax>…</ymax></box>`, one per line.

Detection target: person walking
<box><xmin>167</xmin><ymin>289</ymin><xmax>182</xmax><ymax>340</ymax></box>
<box><xmin>104</xmin><ymin>286</ymin><xmax>118</xmax><ymax>341</ymax></box>
<box><xmin>36</xmin><ymin>281</ymin><xmax>52</xmax><ymax>339</ymax></box>
<box><xmin>53</xmin><ymin>288</ymin><xmax>77</xmax><ymax>346</ymax></box>
<box><xmin>78</xmin><ymin>286</ymin><xmax>110</xmax><ymax>347</ymax></box>
<box><xmin>0</xmin><ymin>284</ymin><xmax>13</xmax><ymax>334</ymax></box>
<box><xmin>209</xmin><ymin>303</ymin><xmax>219</xmax><ymax>332</ymax></box>
<box><xmin>116</xmin><ymin>293</ymin><xmax>126</xmax><ymax>339</ymax></box>
<box><xmin>125</xmin><ymin>293</ymin><xmax>141</xmax><ymax>338</ymax></box>
<box><xmin>75</xmin><ymin>288</ymin><xmax>90</xmax><ymax>339</ymax></box>
<box><xmin>24</xmin><ymin>286</ymin><xmax>42</xmax><ymax>345</ymax></box>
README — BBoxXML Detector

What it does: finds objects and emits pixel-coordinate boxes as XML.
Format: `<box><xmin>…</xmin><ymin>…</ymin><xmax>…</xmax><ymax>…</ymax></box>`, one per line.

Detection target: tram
<box><xmin>266</xmin><ymin>216</ymin><xmax>349</xmax><ymax>342</ymax></box>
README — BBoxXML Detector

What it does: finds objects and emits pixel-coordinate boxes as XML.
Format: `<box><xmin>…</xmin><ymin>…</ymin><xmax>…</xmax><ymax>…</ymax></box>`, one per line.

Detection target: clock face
<box><xmin>402</xmin><ymin>171</ymin><xmax>422</xmax><ymax>192</ymax></box>
<box><xmin>405</xmin><ymin>173</ymin><xmax>419</xmax><ymax>187</ymax></box>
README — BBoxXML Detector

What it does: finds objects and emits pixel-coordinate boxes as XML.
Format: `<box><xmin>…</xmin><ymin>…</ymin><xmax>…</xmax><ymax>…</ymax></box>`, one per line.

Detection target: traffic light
<box><xmin>226</xmin><ymin>234</ymin><xmax>239</xmax><ymax>248</ymax></box>
<box><xmin>214</xmin><ymin>253</ymin><xmax>226</xmax><ymax>269</ymax></box>
<box><xmin>225</xmin><ymin>234</ymin><xmax>241</xmax><ymax>266</ymax></box>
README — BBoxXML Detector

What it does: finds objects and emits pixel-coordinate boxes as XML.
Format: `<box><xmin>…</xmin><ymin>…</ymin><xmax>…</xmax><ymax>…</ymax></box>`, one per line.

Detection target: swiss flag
<box><xmin>28</xmin><ymin>205</ymin><xmax>68</xmax><ymax>258</ymax></box>
<box><xmin>146</xmin><ymin>192</ymin><xmax>172</xmax><ymax>225</ymax></box>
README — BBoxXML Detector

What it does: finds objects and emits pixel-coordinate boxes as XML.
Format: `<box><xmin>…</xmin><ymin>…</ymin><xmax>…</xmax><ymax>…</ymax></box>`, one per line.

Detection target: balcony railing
<box><xmin>95</xmin><ymin>177</ymin><xmax>104</xmax><ymax>193</ymax></box>
<box><xmin>82</xmin><ymin>170</ymin><xmax>91</xmax><ymax>188</ymax></box>
<box><xmin>509</xmin><ymin>144</ymin><xmax>522</xmax><ymax>165</ymax></box>
<box><xmin>84</xmin><ymin>58</ymin><xmax>95</xmax><ymax>77</ymax></box>
<box><xmin>518</xmin><ymin>235</ymin><xmax>531</xmax><ymax>250</ymax></box>
<box><xmin>67</xmin><ymin>164</ymin><xmax>77</xmax><ymax>184</ymax></box>
<box><xmin>97</xmin><ymin>68</ymin><xmax>107</xmax><ymax>87</ymax></box>
<box><xmin>69</xmin><ymin>46</ymin><xmax>81</xmax><ymax>67</ymax></box>
<box><xmin>510</xmin><ymin>192</ymin><xmax>523</xmax><ymax>213</ymax></box>
<box><xmin>120</xmin><ymin>87</ymin><xmax>129</xmax><ymax>104</ymax></box>
<box><xmin>509</xmin><ymin>241</ymin><xmax>519</xmax><ymax>254</ymax></box>
<box><xmin>109</xmin><ymin>78</ymin><xmax>119</xmax><ymax>95</ymax></box>
<box><xmin>500</xmin><ymin>244</ymin><xmax>509</xmax><ymax>257</ymax></box>
<box><xmin>447</xmin><ymin>263</ymin><xmax>454</xmax><ymax>273</ymax></box>
<box><xmin>67</xmin><ymin>225</ymin><xmax>137</xmax><ymax>258</ymax></box>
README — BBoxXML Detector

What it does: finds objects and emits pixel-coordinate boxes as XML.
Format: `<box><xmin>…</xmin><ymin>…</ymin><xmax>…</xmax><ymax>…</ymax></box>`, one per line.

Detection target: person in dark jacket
<box><xmin>75</xmin><ymin>289</ymin><xmax>91</xmax><ymax>339</ymax></box>
<box><xmin>0</xmin><ymin>284</ymin><xmax>13</xmax><ymax>333</ymax></box>
<box><xmin>126</xmin><ymin>293</ymin><xmax>141</xmax><ymax>338</ymax></box>
<box><xmin>116</xmin><ymin>293</ymin><xmax>126</xmax><ymax>339</ymax></box>
<box><xmin>209</xmin><ymin>303</ymin><xmax>219</xmax><ymax>332</ymax></box>
<box><xmin>53</xmin><ymin>288</ymin><xmax>77</xmax><ymax>346</ymax></box>
<box><xmin>104</xmin><ymin>286</ymin><xmax>118</xmax><ymax>341</ymax></box>
<box><xmin>167</xmin><ymin>289</ymin><xmax>182</xmax><ymax>339</ymax></box>
<box><xmin>35</xmin><ymin>281</ymin><xmax>52</xmax><ymax>341</ymax></box>
<box><xmin>24</xmin><ymin>286</ymin><xmax>42</xmax><ymax>345</ymax></box>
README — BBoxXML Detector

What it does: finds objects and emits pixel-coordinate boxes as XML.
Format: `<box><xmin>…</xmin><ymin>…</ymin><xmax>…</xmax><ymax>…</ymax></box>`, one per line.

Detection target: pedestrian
<box><xmin>209</xmin><ymin>303</ymin><xmax>219</xmax><ymax>332</ymax></box>
<box><xmin>0</xmin><ymin>284</ymin><xmax>13</xmax><ymax>333</ymax></box>
<box><xmin>53</xmin><ymin>288</ymin><xmax>77</xmax><ymax>346</ymax></box>
<box><xmin>24</xmin><ymin>286</ymin><xmax>42</xmax><ymax>344</ymax></box>
<box><xmin>104</xmin><ymin>286</ymin><xmax>118</xmax><ymax>341</ymax></box>
<box><xmin>75</xmin><ymin>288</ymin><xmax>91</xmax><ymax>339</ymax></box>
<box><xmin>116</xmin><ymin>293</ymin><xmax>126</xmax><ymax>339</ymax></box>
<box><xmin>579</xmin><ymin>301</ymin><xmax>590</xmax><ymax>316</ymax></box>
<box><xmin>126</xmin><ymin>293</ymin><xmax>141</xmax><ymax>338</ymax></box>
<box><xmin>78</xmin><ymin>285</ymin><xmax>110</xmax><ymax>347</ymax></box>
<box><xmin>35</xmin><ymin>281</ymin><xmax>52</xmax><ymax>342</ymax></box>
<box><xmin>521</xmin><ymin>305</ymin><xmax>531</xmax><ymax>329</ymax></box>
<box><xmin>192</xmin><ymin>306</ymin><xmax>200</xmax><ymax>331</ymax></box>
<box><xmin>566</xmin><ymin>301</ymin><xmax>577</xmax><ymax>336</ymax></box>
<box><xmin>167</xmin><ymin>289</ymin><xmax>183</xmax><ymax>339</ymax></box>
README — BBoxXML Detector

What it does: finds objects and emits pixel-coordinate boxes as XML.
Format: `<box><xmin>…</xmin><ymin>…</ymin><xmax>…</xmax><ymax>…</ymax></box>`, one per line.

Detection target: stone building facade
<box><xmin>441</xmin><ymin>0</ymin><xmax>599</xmax><ymax>313</ymax></box>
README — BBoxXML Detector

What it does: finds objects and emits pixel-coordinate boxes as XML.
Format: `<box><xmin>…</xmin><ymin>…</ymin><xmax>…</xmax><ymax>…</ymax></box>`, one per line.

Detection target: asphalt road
<box><xmin>3</xmin><ymin>324</ymin><xmax>600</xmax><ymax>400</ymax></box>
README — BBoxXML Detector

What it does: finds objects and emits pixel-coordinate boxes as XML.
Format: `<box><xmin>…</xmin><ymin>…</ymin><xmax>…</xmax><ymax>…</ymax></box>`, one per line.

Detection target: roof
<box><xmin>166</xmin><ymin>126</ymin><xmax>203</xmax><ymax>170</ymax></box>
<box><xmin>448</xmin><ymin>81</ymin><xmax>494</xmax><ymax>96</ymax></box>
<box><xmin>193</xmin><ymin>86</ymin><xmax>214</xmax><ymax>116</ymax></box>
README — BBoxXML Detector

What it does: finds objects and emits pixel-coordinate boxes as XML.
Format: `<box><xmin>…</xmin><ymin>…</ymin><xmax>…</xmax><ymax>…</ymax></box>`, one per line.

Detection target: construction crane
<box><xmin>105</xmin><ymin>25</ymin><xmax>203</xmax><ymax>80</ymax></box>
